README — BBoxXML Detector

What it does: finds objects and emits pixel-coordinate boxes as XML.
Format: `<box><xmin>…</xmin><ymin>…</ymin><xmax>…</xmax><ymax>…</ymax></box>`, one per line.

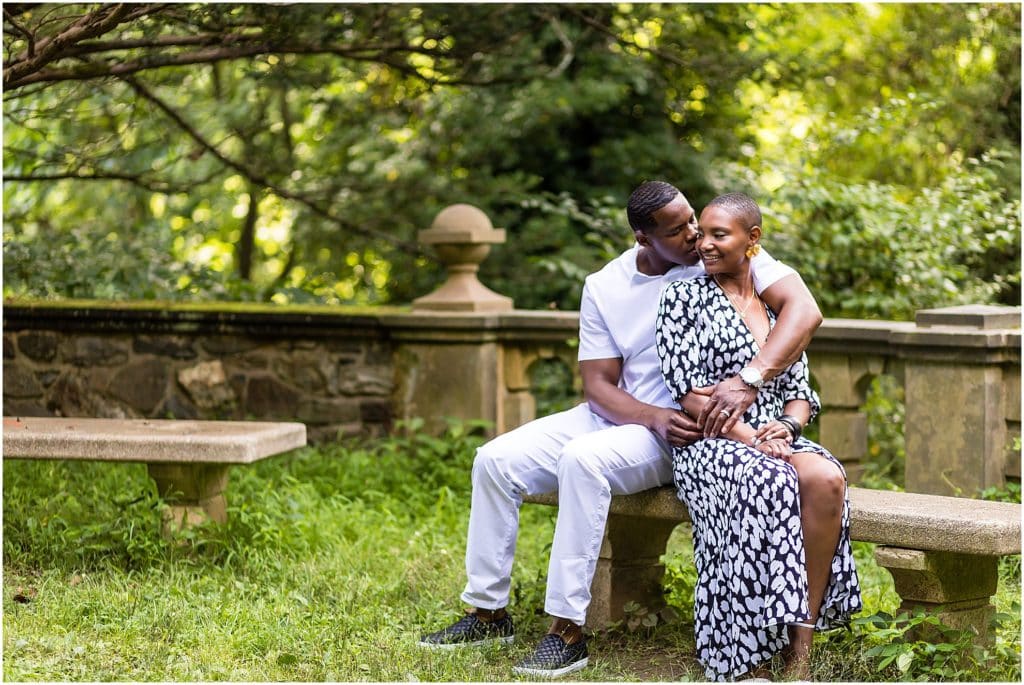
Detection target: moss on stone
<box><xmin>3</xmin><ymin>297</ymin><xmax>409</xmax><ymax>317</ymax></box>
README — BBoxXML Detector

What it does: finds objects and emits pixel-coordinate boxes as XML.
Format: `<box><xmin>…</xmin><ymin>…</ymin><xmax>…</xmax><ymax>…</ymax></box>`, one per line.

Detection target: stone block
<box><xmin>874</xmin><ymin>546</ymin><xmax>1000</xmax><ymax>642</ymax></box>
<box><xmin>915</xmin><ymin>304</ymin><xmax>1021</xmax><ymax>330</ymax></box>
<box><xmin>905</xmin><ymin>363</ymin><xmax>1005</xmax><ymax>495</ymax></box>
<box><xmin>177</xmin><ymin>360</ymin><xmax>236</xmax><ymax>410</ymax></box>
<box><xmin>108</xmin><ymin>358</ymin><xmax>170</xmax><ymax>414</ymax></box>
<box><xmin>37</xmin><ymin>370</ymin><xmax>60</xmax><ymax>388</ymax></box>
<box><xmin>2</xmin><ymin>401</ymin><xmax>52</xmax><ymax>418</ymax></box>
<box><xmin>360</xmin><ymin>399</ymin><xmax>392</xmax><ymax>424</ymax></box>
<box><xmin>66</xmin><ymin>336</ymin><xmax>129</xmax><ymax>366</ymax></box>
<box><xmin>808</xmin><ymin>353</ymin><xmax>864</xmax><ymax>408</ymax></box>
<box><xmin>502</xmin><ymin>391</ymin><xmax>536</xmax><ymax>434</ymax></box>
<box><xmin>393</xmin><ymin>343</ymin><xmax>499</xmax><ymax>435</ymax></box>
<box><xmin>586</xmin><ymin>513</ymin><xmax>679</xmax><ymax>629</ymax></box>
<box><xmin>295</xmin><ymin>397</ymin><xmax>361</xmax><ymax>424</ymax></box>
<box><xmin>3</xmin><ymin>335</ymin><xmax>15</xmax><ymax>359</ymax></box>
<box><xmin>338</xmin><ymin>367</ymin><xmax>392</xmax><ymax>396</ymax></box>
<box><xmin>271</xmin><ymin>356</ymin><xmax>328</xmax><ymax>395</ymax></box>
<box><xmin>818</xmin><ymin>410</ymin><xmax>867</xmax><ymax>465</ymax></box>
<box><xmin>17</xmin><ymin>331</ymin><xmax>58</xmax><ymax>361</ymax></box>
<box><xmin>3</xmin><ymin>363</ymin><xmax>43</xmax><ymax>398</ymax></box>
<box><xmin>50</xmin><ymin>373</ymin><xmax>132</xmax><ymax>419</ymax></box>
<box><xmin>874</xmin><ymin>547</ymin><xmax>998</xmax><ymax>604</ymax></box>
<box><xmin>199</xmin><ymin>336</ymin><xmax>259</xmax><ymax>355</ymax></box>
<box><xmin>1003</xmin><ymin>368</ymin><xmax>1021</xmax><ymax>423</ymax></box>
<box><xmin>243</xmin><ymin>375</ymin><xmax>300</xmax><ymax>418</ymax></box>
<box><xmin>157</xmin><ymin>391</ymin><xmax>200</xmax><ymax>420</ymax></box>
<box><xmin>133</xmin><ymin>335</ymin><xmax>198</xmax><ymax>360</ymax></box>
<box><xmin>147</xmin><ymin>463</ymin><xmax>230</xmax><ymax>535</ymax></box>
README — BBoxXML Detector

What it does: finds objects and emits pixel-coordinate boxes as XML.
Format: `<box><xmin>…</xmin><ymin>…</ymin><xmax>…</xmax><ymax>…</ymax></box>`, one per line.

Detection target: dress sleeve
<box><xmin>656</xmin><ymin>280</ymin><xmax>712</xmax><ymax>401</ymax></box>
<box><xmin>776</xmin><ymin>352</ymin><xmax>821</xmax><ymax>422</ymax></box>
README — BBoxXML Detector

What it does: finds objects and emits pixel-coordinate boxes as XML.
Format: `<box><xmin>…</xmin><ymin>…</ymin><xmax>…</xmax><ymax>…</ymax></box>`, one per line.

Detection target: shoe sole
<box><xmin>512</xmin><ymin>656</ymin><xmax>589</xmax><ymax>679</ymax></box>
<box><xmin>417</xmin><ymin>635</ymin><xmax>514</xmax><ymax>650</ymax></box>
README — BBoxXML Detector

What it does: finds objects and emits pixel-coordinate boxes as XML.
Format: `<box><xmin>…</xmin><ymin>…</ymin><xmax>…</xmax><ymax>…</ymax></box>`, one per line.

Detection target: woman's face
<box><xmin>696</xmin><ymin>205</ymin><xmax>758</xmax><ymax>275</ymax></box>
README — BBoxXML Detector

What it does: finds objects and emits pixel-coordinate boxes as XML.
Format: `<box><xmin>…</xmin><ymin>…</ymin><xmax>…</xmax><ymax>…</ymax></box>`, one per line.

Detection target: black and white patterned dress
<box><xmin>656</xmin><ymin>275</ymin><xmax>861</xmax><ymax>682</ymax></box>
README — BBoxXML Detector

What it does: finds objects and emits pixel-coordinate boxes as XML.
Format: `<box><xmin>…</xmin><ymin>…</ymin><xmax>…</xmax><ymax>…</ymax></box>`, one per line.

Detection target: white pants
<box><xmin>460</xmin><ymin>403</ymin><xmax>672</xmax><ymax>625</ymax></box>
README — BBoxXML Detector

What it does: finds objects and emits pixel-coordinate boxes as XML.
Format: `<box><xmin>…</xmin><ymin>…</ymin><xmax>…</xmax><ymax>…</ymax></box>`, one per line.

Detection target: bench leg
<box><xmin>587</xmin><ymin>513</ymin><xmax>679</xmax><ymax>629</ymax></box>
<box><xmin>874</xmin><ymin>546</ymin><xmax>998</xmax><ymax>642</ymax></box>
<box><xmin>146</xmin><ymin>463</ymin><xmax>230</xmax><ymax>535</ymax></box>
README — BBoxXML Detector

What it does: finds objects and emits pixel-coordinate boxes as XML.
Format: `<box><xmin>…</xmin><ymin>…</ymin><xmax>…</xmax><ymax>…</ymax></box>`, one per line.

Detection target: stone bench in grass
<box><xmin>3</xmin><ymin>416</ymin><xmax>306</xmax><ymax>533</ymax></box>
<box><xmin>525</xmin><ymin>485</ymin><xmax>1020</xmax><ymax>641</ymax></box>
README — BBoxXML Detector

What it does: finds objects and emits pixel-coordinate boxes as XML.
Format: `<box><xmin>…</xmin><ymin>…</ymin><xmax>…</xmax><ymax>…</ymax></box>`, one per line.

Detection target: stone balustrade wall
<box><xmin>3</xmin><ymin>299</ymin><xmax>1020</xmax><ymax>496</ymax></box>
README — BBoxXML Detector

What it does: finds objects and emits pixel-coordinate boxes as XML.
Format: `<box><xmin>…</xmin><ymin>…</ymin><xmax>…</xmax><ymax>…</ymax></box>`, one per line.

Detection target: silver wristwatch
<box><xmin>739</xmin><ymin>365</ymin><xmax>765</xmax><ymax>389</ymax></box>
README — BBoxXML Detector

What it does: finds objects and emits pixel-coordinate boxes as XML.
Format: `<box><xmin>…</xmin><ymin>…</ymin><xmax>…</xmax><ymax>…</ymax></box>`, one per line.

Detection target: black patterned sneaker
<box><xmin>512</xmin><ymin>634</ymin><xmax>589</xmax><ymax>678</ymax></box>
<box><xmin>417</xmin><ymin>611</ymin><xmax>515</xmax><ymax>649</ymax></box>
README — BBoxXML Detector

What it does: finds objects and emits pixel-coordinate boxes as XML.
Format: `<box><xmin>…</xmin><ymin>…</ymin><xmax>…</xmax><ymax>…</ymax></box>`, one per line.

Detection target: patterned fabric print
<box><xmin>656</xmin><ymin>276</ymin><xmax>862</xmax><ymax>682</ymax></box>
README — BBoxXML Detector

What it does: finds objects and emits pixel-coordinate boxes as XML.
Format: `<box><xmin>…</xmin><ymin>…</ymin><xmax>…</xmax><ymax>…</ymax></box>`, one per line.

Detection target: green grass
<box><xmin>3</xmin><ymin>422</ymin><xmax>1020</xmax><ymax>681</ymax></box>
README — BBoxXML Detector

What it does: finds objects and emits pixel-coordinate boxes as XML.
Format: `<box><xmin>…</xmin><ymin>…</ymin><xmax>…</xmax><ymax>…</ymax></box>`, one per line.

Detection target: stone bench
<box><xmin>525</xmin><ymin>485</ymin><xmax>1021</xmax><ymax>640</ymax></box>
<box><xmin>2</xmin><ymin>416</ymin><xmax>306</xmax><ymax>533</ymax></box>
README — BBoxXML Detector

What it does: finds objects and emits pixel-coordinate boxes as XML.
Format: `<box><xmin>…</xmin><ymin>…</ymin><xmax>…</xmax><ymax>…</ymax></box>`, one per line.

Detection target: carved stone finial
<box><xmin>412</xmin><ymin>204</ymin><xmax>514</xmax><ymax>312</ymax></box>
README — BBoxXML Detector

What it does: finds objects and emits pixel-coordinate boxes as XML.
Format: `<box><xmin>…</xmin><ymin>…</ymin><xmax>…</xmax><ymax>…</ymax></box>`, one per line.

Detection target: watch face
<box><xmin>741</xmin><ymin>367</ymin><xmax>763</xmax><ymax>387</ymax></box>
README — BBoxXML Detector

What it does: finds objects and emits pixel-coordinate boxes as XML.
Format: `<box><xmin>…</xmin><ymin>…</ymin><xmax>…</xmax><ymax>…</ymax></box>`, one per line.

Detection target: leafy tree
<box><xmin>3</xmin><ymin>4</ymin><xmax>1020</xmax><ymax>317</ymax></box>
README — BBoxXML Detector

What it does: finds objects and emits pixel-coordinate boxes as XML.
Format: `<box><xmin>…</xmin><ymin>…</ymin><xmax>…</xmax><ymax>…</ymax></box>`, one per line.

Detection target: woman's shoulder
<box><xmin>663</xmin><ymin>274</ymin><xmax>714</xmax><ymax>300</ymax></box>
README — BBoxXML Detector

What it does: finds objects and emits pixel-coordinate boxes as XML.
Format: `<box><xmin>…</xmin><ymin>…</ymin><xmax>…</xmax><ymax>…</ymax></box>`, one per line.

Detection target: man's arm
<box><xmin>580</xmin><ymin>357</ymin><xmax>701</xmax><ymax>446</ymax></box>
<box><xmin>700</xmin><ymin>273</ymin><xmax>822</xmax><ymax>437</ymax></box>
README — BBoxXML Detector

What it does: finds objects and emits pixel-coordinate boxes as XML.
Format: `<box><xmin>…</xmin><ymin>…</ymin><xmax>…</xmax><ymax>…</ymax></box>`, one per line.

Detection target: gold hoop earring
<box><xmin>745</xmin><ymin>244</ymin><xmax>762</xmax><ymax>258</ymax></box>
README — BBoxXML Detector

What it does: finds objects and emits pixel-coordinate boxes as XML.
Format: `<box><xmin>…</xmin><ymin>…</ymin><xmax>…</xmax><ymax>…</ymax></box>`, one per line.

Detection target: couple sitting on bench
<box><xmin>417</xmin><ymin>181</ymin><xmax>862</xmax><ymax>681</ymax></box>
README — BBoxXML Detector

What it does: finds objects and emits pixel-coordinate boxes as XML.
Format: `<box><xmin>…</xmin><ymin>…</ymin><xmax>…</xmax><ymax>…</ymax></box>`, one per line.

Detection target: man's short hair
<box><xmin>705</xmin><ymin>192</ymin><xmax>762</xmax><ymax>229</ymax></box>
<box><xmin>627</xmin><ymin>181</ymin><xmax>682</xmax><ymax>233</ymax></box>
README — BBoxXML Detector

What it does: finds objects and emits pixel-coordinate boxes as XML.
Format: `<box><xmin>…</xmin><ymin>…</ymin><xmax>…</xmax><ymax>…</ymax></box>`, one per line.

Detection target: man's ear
<box><xmin>634</xmin><ymin>229</ymin><xmax>649</xmax><ymax>246</ymax></box>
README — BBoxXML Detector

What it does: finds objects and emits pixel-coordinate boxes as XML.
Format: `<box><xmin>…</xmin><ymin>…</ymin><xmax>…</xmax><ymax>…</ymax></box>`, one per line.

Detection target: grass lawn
<box><xmin>3</xmin><ymin>422</ymin><xmax>1020</xmax><ymax>681</ymax></box>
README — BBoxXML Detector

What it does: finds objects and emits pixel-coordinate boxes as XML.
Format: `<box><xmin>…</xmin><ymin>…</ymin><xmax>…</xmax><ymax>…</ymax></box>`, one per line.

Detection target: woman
<box><xmin>655</xmin><ymin>193</ymin><xmax>861</xmax><ymax>681</ymax></box>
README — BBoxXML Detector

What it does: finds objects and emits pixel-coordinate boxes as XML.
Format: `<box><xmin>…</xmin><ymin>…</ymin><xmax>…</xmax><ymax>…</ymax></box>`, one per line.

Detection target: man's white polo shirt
<box><xmin>578</xmin><ymin>244</ymin><xmax>795</xmax><ymax>410</ymax></box>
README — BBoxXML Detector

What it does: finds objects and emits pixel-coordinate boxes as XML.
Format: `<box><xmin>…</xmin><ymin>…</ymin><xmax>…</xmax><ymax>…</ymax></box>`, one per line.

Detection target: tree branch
<box><xmin>119</xmin><ymin>74</ymin><xmax>433</xmax><ymax>260</ymax></box>
<box><xmin>4</xmin><ymin>4</ymin><xmax>164</xmax><ymax>88</ymax></box>
<box><xmin>7</xmin><ymin>39</ymin><xmax>531</xmax><ymax>89</ymax></box>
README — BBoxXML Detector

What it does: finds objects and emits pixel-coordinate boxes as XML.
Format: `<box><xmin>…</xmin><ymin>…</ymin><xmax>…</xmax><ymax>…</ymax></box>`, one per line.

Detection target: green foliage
<box><xmin>4</xmin><ymin>428</ymin><xmax>1021</xmax><ymax>680</ymax></box>
<box><xmin>743</xmin><ymin>152</ymin><xmax>1021</xmax><ymax>321</ymax></box>
<box><xmin>859</xmin><ymin>375</ymin><xmax>907</xmax><ymax>490</ymax></box>
<box><xmin>4</xmin><ymin>4</ymin><xmax>1017</xmax><ymax>313</ymax></box>
<box><xmin>825</xmin><ymin>607</ymin><xmax>1022</xmax><ymax>682</ymax></box>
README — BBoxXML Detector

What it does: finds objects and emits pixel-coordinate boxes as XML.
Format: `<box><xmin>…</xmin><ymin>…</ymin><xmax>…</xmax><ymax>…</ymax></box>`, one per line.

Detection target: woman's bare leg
<box><xmin>782</xmin><ymin>451</ymin><xmax>846</xmax><ymax>679</ymax></box>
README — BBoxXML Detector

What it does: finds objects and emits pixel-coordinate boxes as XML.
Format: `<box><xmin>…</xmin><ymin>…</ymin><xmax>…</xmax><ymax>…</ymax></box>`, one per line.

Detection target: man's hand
<box><xmin>649</xmin><ymin>407</ymin><xmax>703</xmax><ymax>447</ymax></box>
<box><xmin>698</xmin><ymin>374</ymin><xmax>758</xmax><ymax>438</ymax></box>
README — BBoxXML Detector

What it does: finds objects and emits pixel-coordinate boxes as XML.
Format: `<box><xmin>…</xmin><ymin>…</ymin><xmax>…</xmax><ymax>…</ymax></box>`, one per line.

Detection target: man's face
<box><xmin>639</xmin><ymin>194</ymin><xmax>701</xmax><ymax>267</ymax></box>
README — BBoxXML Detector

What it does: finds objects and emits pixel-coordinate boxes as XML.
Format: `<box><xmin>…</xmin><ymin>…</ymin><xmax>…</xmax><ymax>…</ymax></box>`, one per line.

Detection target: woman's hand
<box><xmin>753</xmin><ymin>420</ymin><xmax>796</xmax><ymax>445</ymax></box>
<box><xmin>755</xmin><ymin>437</ymin><xmax>793</xmax><ymax>461</ymax></box>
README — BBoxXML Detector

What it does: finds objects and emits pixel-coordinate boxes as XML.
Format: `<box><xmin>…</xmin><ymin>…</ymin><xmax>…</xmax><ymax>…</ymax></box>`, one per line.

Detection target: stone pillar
<box><xmin>809</xmin><ymin>352</ymin><xmax>881</xmax><ymax>481</ymax></box>
<box><xmin>897</xmin><ymin>305</ymin><xmax>1021</xmax><ymax>496</ymax></box>
<box><xmin>587</xmin><ymin>513</ymin><xmax>679</xmax><ymax>629</ymax></box>
<box><xmin>413</xmin><ymin>204</ymin><xmax>513</xmax><ymax>313</ymax></box>
<box><xmin>147</xmin><ymin>463</ymin><xmax>230</xmax><ymax>535</ymax></box>
<box><xmin>502</xmin><ymin>347</ymin><xmax>538</xmax><ymax>433</ymax></box>
<box><xmin>874</xmin><ymin>546</ymin><xmax>998</xmax><ymax>642</ymax></box>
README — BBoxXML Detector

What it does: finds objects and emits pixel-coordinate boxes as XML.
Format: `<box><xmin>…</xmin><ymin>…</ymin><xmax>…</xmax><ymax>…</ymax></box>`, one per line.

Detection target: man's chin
<box><xmin>678</xmin><ymin>254</ymin><xmax>701</xmax><ymax>267</ymax></box>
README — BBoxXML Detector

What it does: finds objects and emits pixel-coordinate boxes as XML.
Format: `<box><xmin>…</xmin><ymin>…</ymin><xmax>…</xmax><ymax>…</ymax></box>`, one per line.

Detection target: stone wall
<box><xmin>3</xmin><ymin>299</ymin><xmax>1020</xmax><ymax>495</ymax></box>
<box><xmin>3</xmin><ymin>302</ymin><xmax>396</xmax><ymax>443</ymax></box>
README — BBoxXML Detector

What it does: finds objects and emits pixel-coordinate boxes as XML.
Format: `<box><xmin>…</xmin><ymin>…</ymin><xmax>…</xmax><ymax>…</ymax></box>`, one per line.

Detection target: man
<box><xmin>418</xmin><ymin>181</ymin><xmax>822</xmax><ymax>678</ymax></box>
